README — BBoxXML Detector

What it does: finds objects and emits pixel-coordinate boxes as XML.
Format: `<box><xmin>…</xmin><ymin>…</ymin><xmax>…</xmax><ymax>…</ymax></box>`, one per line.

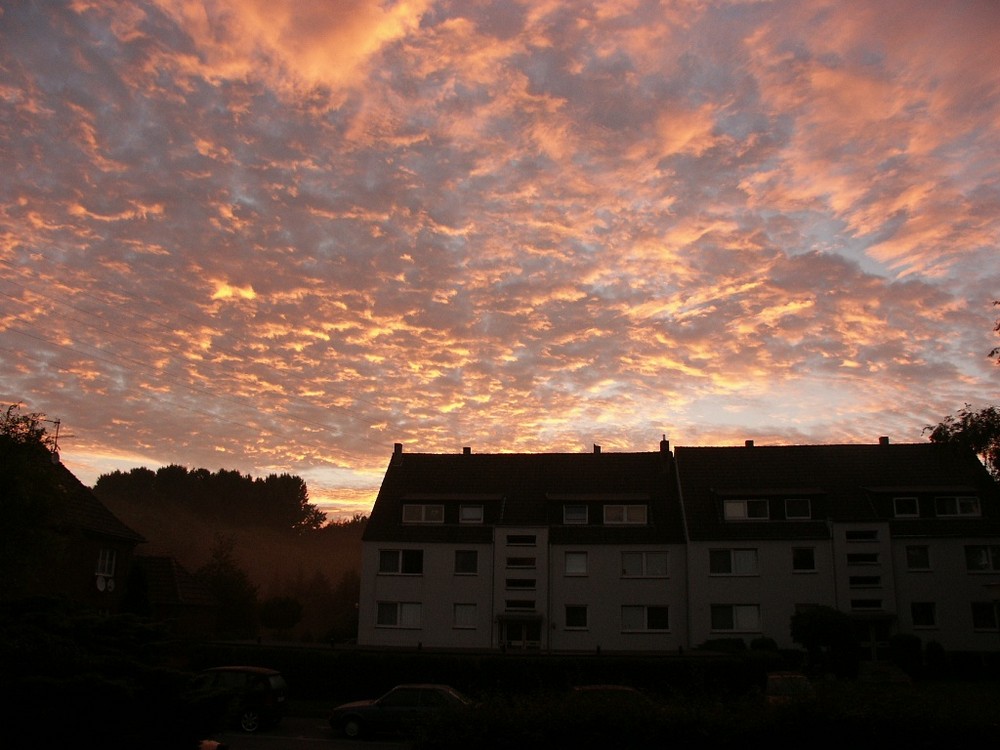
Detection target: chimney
<box><xmin>593</xmin><ymin>444</ymin><xmax>601</xmax><ymax>454</ymax></box>
<box><xmin>745</xmin><ymin>440</ymin><xmax>754</xmax><ymax>448</ymax></box>
<box><xmin>463</xmin><ymin>446</ymin><xmax>471</xmax><ymax>455</ymax></box>
<box><xmin>879</xmin><ymin>436</ymin><xmax>890</xmax><ymax>446</ymax></box>
<box><xmin>660</xmin><ymin>435</ymin><xmax>670</xmax><ymax>453</ymax></box>
<box><xmin>392</xmin><ymin>443</ymin><xmax>403</xmax><ymax>464</ymax></box>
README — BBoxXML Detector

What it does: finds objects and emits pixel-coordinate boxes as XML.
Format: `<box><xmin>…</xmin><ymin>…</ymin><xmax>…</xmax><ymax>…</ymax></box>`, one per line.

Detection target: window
<box><xmin>402</xmin><ymin>504</ymin><xmax>444</xmax><ymax>523</ymax></box>
<box><xmin>845</xmin><ymin>530</ymin><xmax>879</xmax><ymax>542</ymax></box>
<box><xmin>507</xmin><ymin>534</ymin><xmax>536</xmax><ymax>546</ymax></box>
<box><xmin>506</xmin><ymin>556</ymin><xmax>536</xmax><ymax>569</ymax></box>
<box><xmin>565</xmin><ymin>552</ymin><xmax>588</xmax><ymax>576</ymax></box>
<box><xmin>563</xmin><ymin>505</ymin><xmax>588</xmax><ymax>524</ymax></box>
<box><xmin>911</xmin><ymin>602</ymin><xmax>936</xmax><ymax>628</ymax></box>
<box><xmin>565</xmin><ymin>605</ymin><xmax>588</xmax><ymax>629</ymax></box>
<box><xmin>505</xmin><ymin>578</ymin><xmax>536</xmax><ymax>589</ymax></box>
<box><xmin>505</xmin><ymin>599</ymin><xmax>535</xmax><ymax>611</ymax></box>
<box><xmin>906</xmin><ymin>545</ymin><xmax>931</xmax><ymax>570</ymax></box>
<box><xmin>622</xmin><ymin>605</ymin><xmax>669</xmax><ymax>632</ymax></box>
<box><xmin>934</xmin><ymin>496</ymin><xmax>980</xmax><ymax>517</ymax></box>
<box><xmin>711</xmin><ymin>604</ymin><xmax>760</xmax><ymax>632</ymax></box>
<box><xmin>376</xmin><ymin>602</ymin><xmax>421</xmax><ymax>628</ymax></box>
<box><xmin>849</xmin><ymin>575</ymin><xmax>881</xmax><ymax>587</ymax></box>
<box><xmin>454</xmin><ymin>550</ymin><xmax>478</xmax><ymax>575</ymax></box>
<box><xmin>723</xmin><ymin>499</ymin><xmax>769</xmax><ymax>520</ymax></box>
<box><xmin>972</xmin><ymin>602</ymin><xmax>999</xmax><ymax>630</ymax></box>
<box><xmin>379</xmin><ymin>549</ymin><xmax>423</xmax><ymax>575</ymax></box>
<box><xmin>460</xmin><ymin>505</ymin><xmax>484</xmax><ymax>523</ymax></box>
<box><xmin>964</xmin><ymin>545</ymin><xmax>1000</xmax><ymax>572</ymax></box>
<box><xmin>604</xmin><ymin>504</ymin><xmax>647</xmax><ymax>525</ymax></box>
<box><xmin>851</xmin><ymin>599</ymin><xmax>882</xmax><ymax>610</ymax></box>
<box><xmin>709</xmin><ymin>548</ymin><xmax>758</xmax><ymax>575</ymax></box>
<box><xmin>621</xmin><ymin>551</ymin><xmax>668</xmax><ymax>577</ymax></box>
<box><xmin>846</xmin><ymin>552</ymin><xmax>879</xmax><ymax>565</ymax></box>
<box><xmin>784</xmin><ymin>498</ymin><xmax>811</xmax><ymax>519</ymax></box>
<box><xmin>95</xmin><ymin>549</ymin><xmax>116</xmax><ymax>577</ymax></box>
<box><xmin>792</xmin><ymin>548</ymin><xmax>816</xmax><ymax>572</ymax></box>
<box><xmin>453</xmin><ymin>603</ymin><xmax>477</xmax><ymax>629</ymax></box>
<box><xmin>893</xmin><ymin>497</ymin><xmax>919</xmax><ymax>517</ymax></box>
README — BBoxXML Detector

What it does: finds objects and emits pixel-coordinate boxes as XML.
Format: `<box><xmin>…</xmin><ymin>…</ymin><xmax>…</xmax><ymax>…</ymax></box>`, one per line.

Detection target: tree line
<box><xmin>93</xmin><ymin>464</ymin><xmax>327</xmax><ymax>532</ymax></box>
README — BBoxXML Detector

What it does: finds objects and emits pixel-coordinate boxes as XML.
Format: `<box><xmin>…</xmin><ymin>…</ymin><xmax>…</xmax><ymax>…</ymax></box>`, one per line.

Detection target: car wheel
<box><xmin>240</xmin><ymin>709</ymin><xmax>262</xmax><ymax>733</ymax></box>
<box><xmin>342</xmin><ymin>717</ymin><xmax>364</xmax><ymax>739</ymax></box>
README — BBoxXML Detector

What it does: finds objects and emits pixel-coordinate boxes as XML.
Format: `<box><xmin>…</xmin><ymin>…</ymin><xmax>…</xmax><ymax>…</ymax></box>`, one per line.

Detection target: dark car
<box><xmin>192</xmin><ymin>666</ymin><xmax>287</xmax><ymax>733</ymax></box>
<box><xmin>328</xmin><ymin>684</ymin><xmax>473</xmax><ymax>739</ymax></box>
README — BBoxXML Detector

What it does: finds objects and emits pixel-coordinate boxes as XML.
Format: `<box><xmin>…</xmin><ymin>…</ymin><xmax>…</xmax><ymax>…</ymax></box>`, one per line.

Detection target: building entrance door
<box><xmin>500</xmin><ymin>619</ymin><xmax>541</xmax><ymax>650</ymax></box>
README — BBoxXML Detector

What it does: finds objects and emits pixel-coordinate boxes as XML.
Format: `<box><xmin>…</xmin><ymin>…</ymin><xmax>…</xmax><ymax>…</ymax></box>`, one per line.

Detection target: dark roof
<box><xmin>51</xmin><ymin>459</ymin><xmax>145</xmax><ymax>543</ymax></box>
<box><xmin>364</xmin><ymin>449</ymin><xmax>685</xmax><ymax>544</ymax></box>
<box><xmin>133</xmin><ymin>555</ymin><xmax>215</xmax><ymax>607</ymax></box>
<box><xmin>676</xmin><ymin>442</ymin><xmax>1000</xmax><ymax>541</ymax></box>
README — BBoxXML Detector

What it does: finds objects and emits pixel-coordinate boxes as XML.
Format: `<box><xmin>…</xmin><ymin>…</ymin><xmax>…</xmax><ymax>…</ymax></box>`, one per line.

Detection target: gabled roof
<box><xmin>133</xmin><ymin>555</ymin><xmax>215</xmax><ymax>607</ymax></box>
<box><xmin>49</xmin><ymin>457</ymin><xmax>146</xmax><ymax>543</ymax></box>
<box><xmin>676</xmin><ymin>442</ymin><xmax>1000</xmax><ymax>541</ymax></box>
<box><xmin>364</xmin><ymin>448</ymin><xmax>685</xmax><ymax>544</ymax></box>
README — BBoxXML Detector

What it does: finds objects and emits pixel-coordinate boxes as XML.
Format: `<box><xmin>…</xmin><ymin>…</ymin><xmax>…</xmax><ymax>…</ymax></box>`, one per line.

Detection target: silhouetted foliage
<box><xmin>0</xmin><ymin>405</ymin><xmax>64</xmax><ymax>601</ymax></box>
<box><xmin>990</xmin><ymin>299</ymin><xmax>999</xmax><ymax>363</ymax></box>
<box><xmin>926</xmin><ymin>403</ymin><xmax>1000</xmax><ymax>479</ymax></box>
<box><xmin>790</xmin><ymin>605</ymin><xmax>859</xmax><ymax>677</ymax></box>
<box><xmin>94</xmin><ymin>463</ymin><xmax>326</xmax><ymax>531</ymax></box>
<box><xmin>259</xmin><ymin>595</ymin><xmax>303</xmax><ymax>634</ymax></box>
<box><xmin>195</xmin><ymin>535</ymin><xmax>259</xmax><ymax>638</ymax></box>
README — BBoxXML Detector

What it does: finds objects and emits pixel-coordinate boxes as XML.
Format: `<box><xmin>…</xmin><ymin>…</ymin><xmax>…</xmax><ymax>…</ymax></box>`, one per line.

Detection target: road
<box><xmin>209</xmin><ymin>716</ymin><xmax>408</xmax><ymax>750</ymax></box>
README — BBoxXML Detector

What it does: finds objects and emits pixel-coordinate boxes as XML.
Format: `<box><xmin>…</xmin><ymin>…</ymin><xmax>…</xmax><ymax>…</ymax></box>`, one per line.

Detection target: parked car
<box><xmin>328</xmin><ymin>684</ymin><xmax>473</xmax><ymax>739</ymax></box>
<box><xmin>191</xmin><ymin>666</ymin><xmax>288</xmax><ymax>733</ymax></box>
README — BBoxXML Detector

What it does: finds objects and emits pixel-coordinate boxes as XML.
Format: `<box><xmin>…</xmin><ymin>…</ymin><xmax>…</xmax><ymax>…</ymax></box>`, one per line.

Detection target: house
<box><xmin>127</xmin><ymin>555</ymin><xmax>217</xmax><ymax>636</ymax></box>
<box><xmin>357</xmin><ymin>438</ymin><xmax>1000</xmax><ymax>654</ymax></box>
<box><xmin>359</xmin><ymin>441</ymin><xmax>686</xmax><ymax>651</ymax></box>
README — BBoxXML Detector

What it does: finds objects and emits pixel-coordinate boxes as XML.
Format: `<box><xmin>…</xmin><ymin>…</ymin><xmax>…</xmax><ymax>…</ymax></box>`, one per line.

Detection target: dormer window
<box><xmin>893</xmin><ymin>497</ymin><xmax>919</xmax><ymax>518</ymax></box>
<box><xmin>460</xmin><ymin>504</ymin><xmax>484</xmax><ymax>524</ymax></box>
<box><xmin>402</xmin><ymin>504</ymin><xmax>444</xmax><ymax>524</ymax></box>
<box><xmin>934</xmin><ymin>496</ymin><xmax>980</xmax><ymax>517</ymax></box>
<box><xmin>563</xmin><ymin>505</ymin><xmax>588</xmax><ymax>524</ymax></box>
<box><xmin>784</xmin><ymin>498</ymin><xmax>811</xmax><ymax>519</ymax></box>
<box><xmin>723</xmin><ymin>499</ymin><xmax>769</xmax><ymax>520</ymax></box>
<box><xmin>604</xmin><ymin>504</ymin><xmax>647</xmax><ymax>525</ymax></box>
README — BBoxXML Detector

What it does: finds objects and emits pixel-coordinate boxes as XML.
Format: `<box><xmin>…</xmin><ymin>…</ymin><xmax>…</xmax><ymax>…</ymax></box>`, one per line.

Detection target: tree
<box><xmin>990</xmin><ymin>300</ymin><xmax>999</xmax><ymax>364</ymax></box>
<box><xmin>0</xmin><ymin>404</ymin><xmax>64</xmax><ymax>600</ymax></box>
<box><xmin>258</xmin><ymin>596</ymin><xmax>303</xmax><ymax>636</ymax></box>
<box><xmin>926</xmin><ymin>404</ymin><xmax>1000</xmax><ymax>479</ymax></box>
<box><xmin>195</xmin><ymin>534</ymin><xmax>259</xmax><ymax>638</ymax></box>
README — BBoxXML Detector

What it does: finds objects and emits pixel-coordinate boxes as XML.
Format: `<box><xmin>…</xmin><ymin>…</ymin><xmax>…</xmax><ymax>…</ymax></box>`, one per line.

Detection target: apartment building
<box><xmin>358</xmin><ymin>439</ymin><xmax>1000</xmax><ymax>654</ymax></box>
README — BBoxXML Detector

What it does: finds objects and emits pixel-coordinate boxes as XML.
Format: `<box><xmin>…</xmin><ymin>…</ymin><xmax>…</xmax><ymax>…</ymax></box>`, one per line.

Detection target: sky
<box><xmin>2</xmin><ymin>0</ymin><xmax>998</xmax><ymax>521</ymax></box>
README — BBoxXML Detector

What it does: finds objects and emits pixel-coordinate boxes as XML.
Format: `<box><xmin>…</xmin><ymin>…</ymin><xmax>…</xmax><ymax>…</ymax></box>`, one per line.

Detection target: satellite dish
<box><xmin>96</xmin><ymin>576</ymin><xmax>106</xmax><ymax>592</ymax></box>
<box><xmin>106</xmin><ymin>578</ymin><xmax>115</xmax><ymax>592</ymax></box>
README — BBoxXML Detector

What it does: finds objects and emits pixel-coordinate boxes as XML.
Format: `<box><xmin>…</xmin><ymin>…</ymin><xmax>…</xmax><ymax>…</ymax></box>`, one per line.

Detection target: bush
<box><xmin>888</xmin><ymin>633</ymin><xmax>922</xmax><ymax>677</ymax></box>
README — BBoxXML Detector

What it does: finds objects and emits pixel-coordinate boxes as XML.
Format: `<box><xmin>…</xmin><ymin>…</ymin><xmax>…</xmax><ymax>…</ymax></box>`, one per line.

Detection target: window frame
<box><xmin>563</xmin><ymin>504</ymin><xmax>589</xmax><ymax>524</ymax></box>
<box><xmin>564</xmin><ymin>605</ymin><xmax>588</xmax><ymax>630</ymax></box>
<box><xmin>459</xmin><ymin>504</ymin><xmax>484</xmax><ymax>524</ymax></box>
<box><xmin>564</xmin><ymin>551</ymin><xmax>588</xmax><ymax>576</ymax></box>
<box><xmin>402</xmin><ymin>504</ymin><xmax>445</xmax><ymax>524</ymax></box>
<box><xmin>934</xmin><ymin>496</ymin><xmax>981</xmax><ymax>517</ymax></box>
<box><xmin>454</xmin><ymin>549</ymin><xmax>478</xmax><ymax>575</ymax></box>
<box><xmin>621</xmin><ymin>551</ymin><xmax>668</xmax><ymax>578</ymax></box>
<box><xmin>964</xmin><ymin>545</ymin><xmax>1000</xmax><ymax>572</ymax></box>
<box><xmin>603</xmin><ymin>504</ymin><xmax>648</xmax><ymax>525</ymax></box>
<box><xmin>453</xmin><ymin>603</ymin><xmax>477</xmax><ymax>629</ymax></box>
<box><xmin>784</xmin><ymin>498</ymin><xmax>811</xmax><ymax>519</ymax></box>
<box><xmin>709</xmin><ymin>548</ymin><xmax>759</xmax><ymax>576</ymax></box>
<box><xmin>846</xmin><ymin>552</ymin><xmax>879</xmax><ymax>566</ymax></box>
<box><xmin>723</xmin><ymin>498</ymin><xmax>769</xmax><ymax>520</ymax></box>
<box><xmin>376</xmin><ymin>601</ymin><xmax>421</xmax><ymax>628</ymax></box>
<box><xmin>893</xmin><ymin>497</ymin><xmax>919</xmax><ymax>518</ymax></box>
<box><xmin>972</xmin><ymin>602</ymin><xmax>999</xmax><ymax>631</ymax></box>
<box><xmin>791</xmin><ymin>547</ymin><xmax>816</xmax><ymax>572</ymax></box>
<box><xmin>911</xmin><ymin>602</ymin><xmax>936</xmax><ymax>629</ymax></box>
<box><xmin>378</xmin><ymin>549</ymin><xmax>424</xmax><ymax>575</ymax></box>
<box><xmin>710</xmin><ymin>604</ymin><xmax>761</xmax><ymax>632</ymax></box>
<box><xmin>95</xmin><ymin>549</ymin><xmax>116</xmax><ymax>577</ymax></box>
<box><xmin>621</xmin><ymin>605</ymin><xmax>670</xmax><ymax>632</ymax></box>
